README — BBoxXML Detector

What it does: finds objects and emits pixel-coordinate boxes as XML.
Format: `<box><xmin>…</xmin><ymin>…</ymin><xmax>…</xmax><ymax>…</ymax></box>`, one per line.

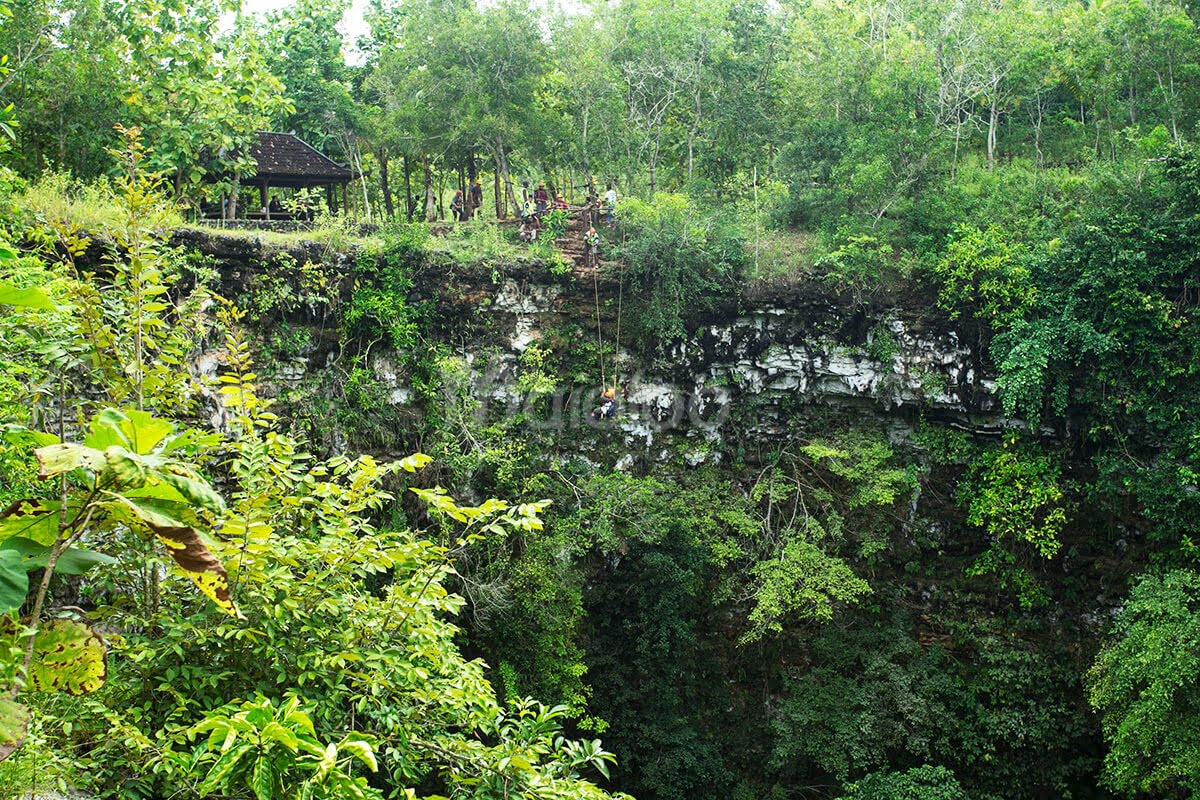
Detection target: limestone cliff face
<box><xmin>173</xmin><ymin>228</ymin><xmax>1008</xmax><ymax>454</ymax></box>
<box><xmin>387</xmin><ymin>274</ymin><xmax>1009</xmax><ymax>453</ymax></box>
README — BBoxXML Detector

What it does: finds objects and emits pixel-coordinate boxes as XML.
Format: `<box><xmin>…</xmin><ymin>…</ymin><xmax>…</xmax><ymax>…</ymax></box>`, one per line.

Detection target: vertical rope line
<box><xmin>593</xmin><ymin>259</ymin><xmax>606</xmax><ymax>389</ymax></box>
<box><xmin>614</xmin><ymin>258</ymin><xmax>624</xmax><ymax>388</ymax></box>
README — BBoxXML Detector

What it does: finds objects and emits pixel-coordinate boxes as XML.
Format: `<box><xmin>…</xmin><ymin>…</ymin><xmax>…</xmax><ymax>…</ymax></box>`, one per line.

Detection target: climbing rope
<box><xmin>613</xmin><ymin>253</ymin><xmax>624</xmax><ymax>389</ymax></box>
<box><xmin>592</xmin><ymin>237</ymin><xmax>607</xmax><ymax>390</ymax></box>
<box><xmin>612</xmin><ymin>222</ymin><xmax>628</xmax><ymax>390</ymax></box>
<box><xmin>590</xmin><ymin>215</ymin><xmax>625</xmax><ymax>394</ymax></box>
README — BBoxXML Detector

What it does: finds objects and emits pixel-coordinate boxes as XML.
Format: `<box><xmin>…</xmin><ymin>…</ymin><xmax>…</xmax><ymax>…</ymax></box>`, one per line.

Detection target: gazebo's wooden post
<box><xmin>260</xmin><ymin>181</ymin><xmax>270</xmax><ymax>219</ymax></box>
<box><xmin>341</xmin><ymin>183</ymin><xmax>349</xmax><ymax>218</ymax></box>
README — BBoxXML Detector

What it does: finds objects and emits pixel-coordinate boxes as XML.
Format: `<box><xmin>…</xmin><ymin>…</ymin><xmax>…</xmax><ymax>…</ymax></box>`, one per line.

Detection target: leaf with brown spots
<box><xmin>27</xmin><ymin>619</ymin><xmax>107</xmax><ymax>695</ymax></box>
<box><xmin>0</xmin><ymin>499</ymin><xmax>63</xmax><ymax>546</ymax></box>
<box><xmin>105</xmin><ymin>494</ymin><xmax>241</xmax><ymax>619</ymax></box>
<box><xmin>33</xmin><ymin>443</ymin><xmax>105</xmax><ymax>479</ymax></box>
<box><xmin>0</xmin><ymin>699</ymin><xmax>29</xmax><ymax>762</ymax></box>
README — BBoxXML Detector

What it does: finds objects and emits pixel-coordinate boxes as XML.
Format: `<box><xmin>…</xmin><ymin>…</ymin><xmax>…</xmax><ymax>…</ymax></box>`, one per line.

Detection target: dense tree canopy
<box><xmin>2</xmin><ymin>0</ymin><xmax>1197</xmax><ymax>213</ymax></box>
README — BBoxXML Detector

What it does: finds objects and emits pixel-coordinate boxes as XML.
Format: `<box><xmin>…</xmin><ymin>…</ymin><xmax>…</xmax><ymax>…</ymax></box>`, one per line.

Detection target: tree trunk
<box><xmin>580</xmin><ymin>108</ymin><xmax>590</xmax><ymax>174</ymax></box>
<box><xmin>688</xmin><ymin>87</ymin><xmax>702</xmax><ymax>181</ymax></box>
<box><xmin>501</xmin><ymin>152</ymin><xmax>519</xmax><ymax>214</ymax></box>
<box><xmin>490</xmin><ymin>143</ymin><xmax>519</xmax><ymax>218</ymax></box>
<box><xmin>1155</xmin><ymin>59</ymin><xmax>1181</xmax><ymax>145</ymax></box>
<box><xmin>424</xmin><ymin>157</ymin><xmax>436</xmax><ymax>222</ymax></box>
<box><xmin>379</xmin><ymin>148</ymin><xmax>394</xmax><ymax>219</ymax></box>
<box><xmin>228</xmin><ymin>179</ymin><xmax>240</xmax><ymax>220</ymax></box>
<box><xmin>404</xmin><ymin>155</ymin><xmax>414</xmax><ymax>220</ymax></box>
<box><xmin>353</xmin><ymin>145</ymin><xmax>371</xmax><ymax>223</ymax></box>
<box><xmin>436</xmin><ymin>170</ymin><xmax>447</xmax><ymax>220</ymax></box>
<box><xmin>1029</xmin><ymin>94</ymin><xmax>1045</xmax><ymax>168</ymax></box>
<box><xmin>649</xmin><ymin>131</ymin><xmax>662</xmax><ymax>194</ymax></box>
<box><xmin>987</xmin><ymin>97</ymin><xmax>998</xmax><ymax>171</ymax></box>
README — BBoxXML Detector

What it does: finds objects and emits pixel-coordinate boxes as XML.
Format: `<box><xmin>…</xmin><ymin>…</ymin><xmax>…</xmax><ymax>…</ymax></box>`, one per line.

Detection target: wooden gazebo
<box><xmin>243</xmin><ymin>131</ymin><xmax>355</xmax><ymax>219</ymax></box>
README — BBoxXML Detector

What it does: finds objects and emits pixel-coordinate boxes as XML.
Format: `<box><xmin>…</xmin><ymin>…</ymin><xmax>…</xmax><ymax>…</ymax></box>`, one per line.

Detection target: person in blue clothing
<box><xmin>603</xmin><ymin>183</ymin><xmax>617</xmax><ymax>226</ymax></box>
<box><xmin>592</xmin><ymin>386</ymin><xmax>617</xmax><ymax>420</ymax></box>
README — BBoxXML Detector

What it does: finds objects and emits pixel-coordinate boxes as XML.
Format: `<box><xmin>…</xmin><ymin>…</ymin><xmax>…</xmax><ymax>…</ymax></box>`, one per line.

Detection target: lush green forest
<box><xmin>2</xmin><ymin>0</ymin><xmax>1200</xmax><ymax>798</ymax></box>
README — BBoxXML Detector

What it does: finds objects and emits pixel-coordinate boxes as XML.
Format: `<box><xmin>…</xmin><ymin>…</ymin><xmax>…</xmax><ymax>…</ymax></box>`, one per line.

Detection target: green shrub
<box><xmin>838</xmin><ymin>765</ymin><xmax>967</xmax><ymax>800</ymax></box>
<box><xmin>958</xmin><ymin>436</ymin><xmax>1070</xmax><ymax>608</ymax></box>
<box><xmin>1088</xmin><ymin>569</ymin><xmax>1200</xmax><ymax>796</ymax></box>
<box><xmin>617</xmin><ymin>193</ymin><xmax>745</xmax><ymax>350</ymax></box>
<box><xmin>13</xmin><ymin>170</ymin><xmax>182</xmax><ymax>234</ymax></box>
<box><xmin>379</xmin><ymin>219</ymin><xmax>431</xmax><ymax>259</ymax></box>
<box><xmin>342</xmin><ymin>247</ymin><xmax>424</xmax><ymax>350</ymax></box>
<box><xmin>933</xmin><ymin>224</ymin><xmax>1036</xmax><ymax>328</ymax></box>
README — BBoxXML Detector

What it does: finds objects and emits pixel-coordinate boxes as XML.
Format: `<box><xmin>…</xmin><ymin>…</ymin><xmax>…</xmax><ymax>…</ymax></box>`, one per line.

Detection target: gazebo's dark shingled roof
<box><xmin>247</xmin><ymin>132</ymin><xmax>353</xmax><ymax>183</ymax></box>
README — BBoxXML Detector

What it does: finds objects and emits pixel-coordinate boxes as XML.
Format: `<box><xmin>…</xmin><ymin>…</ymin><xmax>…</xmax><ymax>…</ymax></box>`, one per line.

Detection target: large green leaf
<box><xmin>27</xmin><ymin>618</ymin><xmax>107</xmax><ymax>695</ymax></box>
<box><xmin>158</xmin><ymin>467</ymin><xmax>226</xmax><ymax>514</ymax></box>
<box><xmin>0</xmin><ymin>699</ymin><xmax>30</xmax><ymax>762</ymax></box>
<box><xmin>0</xmin><ymin>281</ymin><xmax>55</xmax><ymax>310</ymax></box>
<box><xmin>251</xmin><ymin>755</ymin><xmax>273</xmax><ymax>800</ymax></box>
<box><xmin>84</xmin><ymin>408</ymin><xmax>173</xmax><ymax>454</ymax></box>
<box><xmin>104</xmin><ymin>446</ymin><xmax>148</xmax><ymax>489</ymax></box>
<box><xmin>34</xmin><ymin>443</ymin><xmax>106</xmax><ymax>479</ymax></box>
<box><xmin>3</xmin><ymin>427</ymin><xmax>60</xmax><ymax>448</ymax></box>
<box><xmin>82</xmin><ymin>408</ymin><xmax>133</xmax><ymax>451</ymax></box>
<box><xmin>0</xmin><ymin>499</ymin><xmax>63</xmax><ymax>546</ymax></box>
<box><xmin>0</xmin><ymin>550</ymin><xmax>28</xmax><ymax>614</ymax></box>
<box><xmin>0</xmin><ymin>537</ymin><xmax>116</xmax><ymax>575</ymax></box>
<box><xmin>197</xmin><ymin>741</ymin><xmax>253</xmax><ymax>795</ymax></box>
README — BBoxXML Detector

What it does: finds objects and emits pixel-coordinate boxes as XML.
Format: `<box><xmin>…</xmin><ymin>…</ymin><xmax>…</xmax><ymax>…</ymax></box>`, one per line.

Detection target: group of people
<box><xmin>450</xmin><ymin>178</ymin><xmax>486</xmax><ymax>222</ymax></box>
<box><xmin>518</xmin><ymin>180</ymin><xmax>619</xmax><ymax>252</ymax></box>
<box><xmin>451</xmin><ymin>175</ymin><xmax>619</xmax><ymax>255</ymax></box>
<box><xmin>586</xmin><ymin>183</ymin><xmax>619</xmax><ymax>227</ymax></box>
<box><xmin>452</xmin><ymin>177</ymin><xmax>619</xmax><ymax>227</ymax></box>
<box><xmin>525</xmin><ymin>181</ymin><xmax>571</xmax><ymax>216</ymax></box>
<box><xmin>517</xmin><ymin>181</ymin><xmax>567</xmax><ymax>242</ymax></box>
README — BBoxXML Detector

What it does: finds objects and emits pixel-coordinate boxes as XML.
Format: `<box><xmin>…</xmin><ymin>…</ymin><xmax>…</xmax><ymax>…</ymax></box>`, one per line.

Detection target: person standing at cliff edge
<box><xmin>603</xmin><ymin>183</ymin><xmax>617</xmax><ymax>226</ymax></box>
<box><xmin>469</xmin><ymin>179</ymin><xmax>483</xmax><ymax>219</ymax></box>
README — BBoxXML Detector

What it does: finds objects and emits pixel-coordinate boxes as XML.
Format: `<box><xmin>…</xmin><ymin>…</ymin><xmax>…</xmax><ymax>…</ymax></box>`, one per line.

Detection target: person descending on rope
<box><xmin>592</xmin><ymin>386</ymin><xmax>618</xmax><ymax>420</ymax></box>
<box><xmin>585</xmin><ymin>226</ymin><xmax>600</xmax><ymax>269</ymax></box>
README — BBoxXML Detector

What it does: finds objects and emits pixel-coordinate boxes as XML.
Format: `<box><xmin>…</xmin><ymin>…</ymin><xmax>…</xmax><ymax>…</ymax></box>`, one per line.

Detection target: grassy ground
<box><xmin>13</xmin><ymin>171</ymin><xmax>182</xmax><ymax>232</ymax></box>
<box><xmin>427</xmin><ymin>218</ymin><xmax>566</xmax><ymax>264</ymax></box>
<box><xmin>186</xmin><ymin>220</ymin><xmax>383</xmax><ymax>254</ymax></box>
<box><xmin>744</xmin><ymin>229</ymin><xmax>818</xmax><ymax>282</ymax></box>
